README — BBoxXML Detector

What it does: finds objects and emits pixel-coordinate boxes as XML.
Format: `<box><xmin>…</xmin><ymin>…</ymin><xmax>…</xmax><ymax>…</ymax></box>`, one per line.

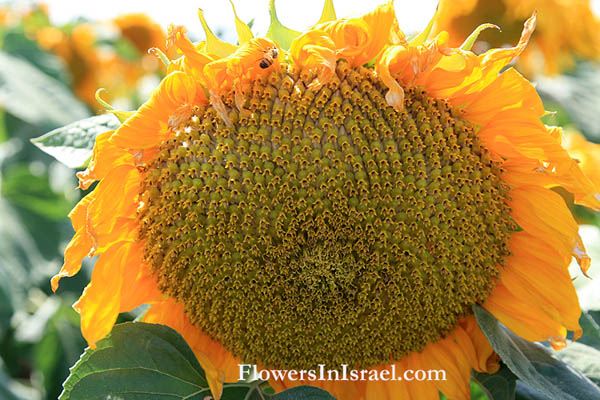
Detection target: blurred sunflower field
<box><xmin>1</xmin><ymin>1</ymin><xmax>600</xmax><ymax>399</ymax></box>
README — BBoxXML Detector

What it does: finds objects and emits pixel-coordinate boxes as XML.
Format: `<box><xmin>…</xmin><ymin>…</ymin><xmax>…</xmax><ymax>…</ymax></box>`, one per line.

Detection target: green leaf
<box><xmin>472</xmin><ymin>363</ymin><xmax>517</xmax><ymax>400</ymax></box>
<box><xmin>551</xmin><ymin>342</ymin><xmax>600</xmax><ymax>387</ymax></box>
<box><xmin>473</xmin><ymin>304</ymin><xmax>600</xmax><ymax>400</ymax></box>
<box><xmin>469</xmin><ymin>380</ymin><xmax>491</xmax><ymax>400</ymax></box>
<box><xmin>59</xmin><ymin>321</ymin><xmax>336</xmax><ymax>400</ymax></box>
<box><xmin>270</xmin><ymin>386</ymin><xmax>336</xmax><ymax>399</ymax></box>
<box><xmin>515</xmin><ymin>381</ymin><xmax>546</xmax><ymax>400</ymax></box>
<box><xmin>536</xmin><ymin>62</ymin><xmax>600</xmax><ymax>142</ymax></box>
<box><xmin>60</xmin><ymin>322</ymin><xmax>211</xmax><ymax>400</ymax></box>
<box><xmin>579</xmin><ymin>311</ymin><xmax>600</xmax><ymax>350</ymax></box>
<box><xmin>31</xmin><ymin>114</ymin><xmax>120</xmax><ymax>168</ymax></box>
<box><xmin>0</xmin><ymin>52</ymin><xmax>89</xmax><ymax>128</ymax></box>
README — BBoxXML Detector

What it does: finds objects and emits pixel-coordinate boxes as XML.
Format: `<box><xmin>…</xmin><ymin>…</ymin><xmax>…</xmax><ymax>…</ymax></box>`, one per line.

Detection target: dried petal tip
<box><xmin>550</xmin><ymin>336</ymin><xmax>567</xmax><ymax>351</ymax></box>
<box><xmin>574</xmin><ymin>238</ymin><xmax>592</xmax><ymax>278</ymax></box>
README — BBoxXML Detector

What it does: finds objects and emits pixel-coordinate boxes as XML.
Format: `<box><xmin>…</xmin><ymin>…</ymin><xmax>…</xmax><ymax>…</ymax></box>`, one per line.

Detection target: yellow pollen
<box><xmin>137</xmin><ymin>60</ymin><xmax>514</xmax><ymax>370</ymax></box>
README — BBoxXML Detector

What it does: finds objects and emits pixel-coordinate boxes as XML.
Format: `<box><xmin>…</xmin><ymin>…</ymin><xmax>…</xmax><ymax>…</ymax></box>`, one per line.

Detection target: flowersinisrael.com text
<box><xmin>239</xmin><ymin>364</ymin><xmax>447</xmax><ymax>382</ymax></box>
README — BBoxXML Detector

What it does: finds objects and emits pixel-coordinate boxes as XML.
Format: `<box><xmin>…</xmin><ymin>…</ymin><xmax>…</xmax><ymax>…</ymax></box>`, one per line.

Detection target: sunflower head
<box><xmin>54</xmin><ymin>1</ymin><xmax>600</xmax><ymax>399</ymax></box>
<box><xmin>113</xmin><ymin>13</ymin><xmax>168</xmax><ymax>54</ymax></box>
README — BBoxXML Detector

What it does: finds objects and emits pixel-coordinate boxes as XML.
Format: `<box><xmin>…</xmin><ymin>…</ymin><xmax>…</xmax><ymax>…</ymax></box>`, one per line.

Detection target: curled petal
<box><xmin>316</xmin><ymin>1</ymin><xmax>396</xmax><ymax>66</ymax></box>
<box><xmin>376</xmin><ymin>32</ymin><xmax>449</xmax><ymax>111</ymax></box>
<box><xmin>204</xmin><ymin>37</ymin><xmax>280</xmax><ymax>95</ymax></box>
<box><xmin>290</xmin><ymin>30</ymin><xmax>337</xmax><ymax>89</ymax></box>
<box><xmin>480</xmin><ymin>12</ymin><xmax>536</xmax><ymax>71</ymax></box>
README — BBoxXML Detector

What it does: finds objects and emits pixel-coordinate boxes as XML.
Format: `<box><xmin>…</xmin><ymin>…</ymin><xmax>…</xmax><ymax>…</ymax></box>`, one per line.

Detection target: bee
<box><xmin>259</xmin><ymin>47</ymin><xmax>279</xmax><ymax>69</ymax></box>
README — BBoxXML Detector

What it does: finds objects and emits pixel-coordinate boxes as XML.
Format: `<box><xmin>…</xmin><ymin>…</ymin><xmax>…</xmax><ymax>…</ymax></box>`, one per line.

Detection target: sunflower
<box><xmin>113</xmin><ymin>13</ymin><xmax>167</xmax><ymax>55</ymax></box>
<box><xmin>36</xmin><ymin>23</ymin><xmax>110</xmax><ymax>106</ymax></box>
<box><xmin>35</xmin><ymin>12</ymin><xmax>168</xmax><ymax>108</ymax></box>
<box><xmin>52</xmin><ymin>1</ymin><xmax>600</xmax><ymax>399</ymax></box>
<box><xmin>434</xmin><ymin>0</ymin><xmax>600</xmax><ymax>76</ymax></box>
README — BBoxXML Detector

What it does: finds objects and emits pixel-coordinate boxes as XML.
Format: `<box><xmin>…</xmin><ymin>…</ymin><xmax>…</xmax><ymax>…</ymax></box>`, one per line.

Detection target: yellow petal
<box><xmin>51</xmin><ymin>195</ymin><xmax>94</xmax><ymax>291</ymax></box>
<box><xmin>509</xmin><ymin>186</ymin><xmax>580</xmax><ymax>261</ymax></box>
<box><xmin>459</xmin><ymin>316</ymin><xmax>499</xmax><ymax>373</ymax></box>
<box><xmin>501</xmin><ymin>235</ymin><xmax>581</xmax><ymax>331</ymax></box>
<box><xmin>484</xmin><ymin>282</ymin><xmax>569</xmax><ymax>343</ymax></box>
<box><xmin>76</xmin><ymin>130</ymin><xmax>134</xmax><ymax>190</ymax></box>
<box><xmin>462</xmin><ymin>68</ymin><xmax>543</xmax><ymax>127</ymax></box>
<box><xmin>118</xmin><ymin>242</ymin><xmax>162</xmax><ymax>312</ymax></box>
<box><xmin>73</xmin><ymin>242</ymin><xmax>129</xmax><ymax>347</ymax></box>
<box><xmin>110</xmin><ymin>71</ymin><xmax>198</xmax><ymax>149</ymax></box>
<box><xmin>420</xmin><ymin>334</ymin><xmax>471</xmax><ymax>400</ymax></box>
<box><xmin>289</xmin><ymin>30</ymin><xmax>336</xmax><ymax>89</ymax></box>
<box><xmin>318</xmin><ymin>1</ymin><xmax>396</xmax><ymax>67</ymax></box>
<box><xmin>204</xmin><ymin>37</ymin><xmax>280</xmax><ymax>95</ymax></box>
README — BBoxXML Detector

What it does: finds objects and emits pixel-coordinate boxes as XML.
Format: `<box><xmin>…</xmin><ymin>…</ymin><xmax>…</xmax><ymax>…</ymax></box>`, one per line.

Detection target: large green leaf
<box><xmin>579</xmin><ymin>311</ymin><xmax>600</xmax><ymax>350</ymax></box>
<box><xmin>60</xmin><ymin>322</ymin><xmax>338</xmax><ymax>400</ymax></box>
<box><xmin>472</xmin><ymin>363</ymin><xmax>517</xmax><ymax>400</ymax></box>
<box><xmin>270</xmin><ymin>386</ymin><xmax>336</xmax><ymax>399</ymax></box>
<box><xmin>60</xmin><ymin>322</ymin><xmax>211</xmax><ymax>400</ymax></box>
<box><xmin>474</xmin><ymin>305</ymin><xmax>600</xmax><ymax>400</ymax></box>
<box><xmin>0</xmin><ymin>52</ymin><xmax>89</xmax><ymax>128</ymax></box>
<box><xmin>551</xmin><ymin>342</ymin><xmax>600</xmax><ymax>387</ymax></box>
<box><xmin>31</xmin><ymin>114</ymin><xmax>120</xmax><ymax>168</ymax></box>
<box><xmin>222</xmin><ymin>384</ymin><xmax>336</xmax><ymax>400</ymax></box>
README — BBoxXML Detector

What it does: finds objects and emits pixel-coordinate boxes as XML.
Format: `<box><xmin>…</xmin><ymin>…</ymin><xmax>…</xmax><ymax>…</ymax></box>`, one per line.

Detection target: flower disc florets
<box><xmin>137</xmin><ymin>60</ymin><xmax>513</xmax><ymax>369</ymax></box>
